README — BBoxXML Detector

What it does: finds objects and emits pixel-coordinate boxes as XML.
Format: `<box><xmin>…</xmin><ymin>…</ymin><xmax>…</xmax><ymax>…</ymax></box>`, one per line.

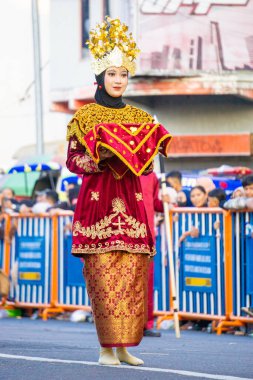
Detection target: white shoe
<box><xmin>98</xmin><ymin>348</ymin><xmax>121</xmax><ymax>365</ymax></box>
<box><xmin>116</xmin><ymin>347</ymin><xmax>144</xmax><ymax>366</ymax></box>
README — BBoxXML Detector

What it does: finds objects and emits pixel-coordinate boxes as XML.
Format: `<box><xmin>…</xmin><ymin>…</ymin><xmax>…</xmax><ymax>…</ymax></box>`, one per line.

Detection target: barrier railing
<box><xmin>7</xmin><ymin>214</ymin><xmax>52</xmax><ymax>308</ymax></box>
<box><xmin>155</xmin><ymin>208</ymin><xmax>227</xmax><ymax>329</ymax></box>
<box><xmin>55</xmin><ymin>215</ymin><xmax>90</xmax><ymax>312</ymax></box>
<box><xmin>176</xmin><ymin>208</ymin><xmax>225</xmax><ymax>318</ymax></box>
<box><xmin>230</xmin><ymin>211</ymin><xmax>253</xmax><ymax>322</ymax></box>
<box><xmin>0</xmin><ymin>210</ymin><xmax>252</xmax><ymax>332</ymax></box>
<box><xmin>155</xmin><ymin>208</ymin><xmax>253</xmax><ymax>333</ymax></box>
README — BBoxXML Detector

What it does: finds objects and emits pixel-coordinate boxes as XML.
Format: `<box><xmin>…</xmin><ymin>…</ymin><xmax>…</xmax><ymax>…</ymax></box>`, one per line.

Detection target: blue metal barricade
<box><xmin>155</xmin><ymin>208</ymin><xmax>226</xmax><ymax>320</ymax></box>
<box><xmin>154</xmin><ymin>223</ymin><xmax>170</xmax><ymax>312</ymax></box>
<box><xmin>231</xmin><ymin>211</ymin><xmax>253</xmax><ymax>318</ymax></box>
<box><xmin>174</xmin><ymin>209</ymin><xmax>225</xmax><ymax>318</ymax></box>
<box><xmin>3</xmin><ymin>209</ymin><xmax>252</xmax><ymax>329</ymax></box>
<box><xmin>8</xmin><ymin>215</ymin><xmax>52</xmax><ymax>307</ymax></box>
<box><xmin>57</xmin><ymin>214</ymin><xmax>90</xmax><ymax>309</ymax></box>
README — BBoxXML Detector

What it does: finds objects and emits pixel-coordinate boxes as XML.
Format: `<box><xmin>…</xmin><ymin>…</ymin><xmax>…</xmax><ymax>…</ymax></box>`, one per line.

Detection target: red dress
<box><xmin>66</xmin><ymin>103</ymin><xmax>170</xmax><ymax>347</ymax></box>
<box><xmin>66</xmin><ymin>103</ymin><xmax>167</xmax><ymax>257</ymax></box>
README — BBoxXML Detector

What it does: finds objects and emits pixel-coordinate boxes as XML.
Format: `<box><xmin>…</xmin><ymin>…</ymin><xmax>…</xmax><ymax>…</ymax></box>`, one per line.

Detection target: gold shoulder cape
<box><xmin>66</xmin><ymin>103</ymin><xmax>153</xmax><ymax>146</ymax></box>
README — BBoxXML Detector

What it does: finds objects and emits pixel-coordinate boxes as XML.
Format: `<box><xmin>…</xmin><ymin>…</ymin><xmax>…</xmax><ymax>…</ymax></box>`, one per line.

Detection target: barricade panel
<box><xmin>4</xmin><ymin>208</ymin><xmax>246</xmax><ymax>325</ymax></box>
<box><xmin>57</xmin><ymin>215</ymin><xmax>90</xmax><ymax>308</ymax></box>
<box><xmin>9</xmin><ymin>215</ymin><xmax>52</xmax><ymax>306</ymax></box>
<box><xmin>232</xmin><ymin>211</ymin><xmax>253</xmax><ymax>317</ymax></box>
<box><xmin>175</xmin><ymin>210</ymin><xmax>225</xmax><ymax>317</ymax></box>
<box><xmin>154</xmin><ymin>222</ymin><xmax>170</xmax><ymax>312</ymax></box>
<box><xmin>155</xmin><ymin>209</ymin><xmax>226</xmax><ymax>319</ymax></box>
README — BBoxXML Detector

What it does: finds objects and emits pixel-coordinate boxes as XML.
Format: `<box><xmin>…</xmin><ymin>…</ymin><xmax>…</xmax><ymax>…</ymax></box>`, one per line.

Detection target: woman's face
<box><xmin>104</xmin><ymin>66</ymin><xmax>128</xmax><ymax>97</ymax></box>
<box><xmin>190</xmin><ymin>188</ymin><xmax>207</xmax><ymax>207</ymax></box>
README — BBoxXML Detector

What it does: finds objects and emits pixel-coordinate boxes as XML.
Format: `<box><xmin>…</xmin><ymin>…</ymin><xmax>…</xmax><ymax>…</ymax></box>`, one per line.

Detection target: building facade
<box><xmin>50</xmin><ymin>0</ymin><xmax>253</xmax><ymax>171</ymax></box>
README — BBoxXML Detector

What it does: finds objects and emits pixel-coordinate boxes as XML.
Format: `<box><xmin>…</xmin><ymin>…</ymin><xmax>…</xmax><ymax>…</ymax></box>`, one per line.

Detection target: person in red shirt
<box><xmin>140</xmin><ymin>172</ymin><xmax>166</xmax><ymax>337</ymax></box>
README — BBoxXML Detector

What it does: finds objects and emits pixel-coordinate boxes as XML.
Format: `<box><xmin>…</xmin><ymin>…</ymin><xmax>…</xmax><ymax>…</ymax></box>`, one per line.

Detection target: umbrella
<box><xmin>205</xmin><ymin>165</ymin><xmax>252</xmax><ymax>177</ymax></box>
<box><xmin>8</xmin><ymin>162</ymin><xmax>61</xmax><ymax>174</ymax></box>
<box><xmin>1</xmin><ymin>161</ymin><xmax>62</xmax><ymax>197</ymax></box>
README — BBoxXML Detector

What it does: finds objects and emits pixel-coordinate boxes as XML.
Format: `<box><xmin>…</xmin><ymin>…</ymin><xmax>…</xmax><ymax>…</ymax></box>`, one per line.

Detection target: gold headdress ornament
<box><xmin>86</xmin><ymin>16</ymin><xmax>140</xmax><ymax>76</ymax></box>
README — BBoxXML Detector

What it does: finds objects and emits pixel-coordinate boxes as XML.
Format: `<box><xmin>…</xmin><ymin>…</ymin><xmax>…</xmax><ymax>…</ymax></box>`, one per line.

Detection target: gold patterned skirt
<box><xmin>83</xmin><ymin>252</ymin><xmax>149</xmax><ymax>347</ymax></box>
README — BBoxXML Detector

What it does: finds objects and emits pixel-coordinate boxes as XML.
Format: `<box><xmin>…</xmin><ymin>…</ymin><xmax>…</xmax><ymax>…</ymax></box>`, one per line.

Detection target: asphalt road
<box><xmin>0</xmin><ymin>318</ymin><xmax>252</xmax><ymax>380</ymax></box>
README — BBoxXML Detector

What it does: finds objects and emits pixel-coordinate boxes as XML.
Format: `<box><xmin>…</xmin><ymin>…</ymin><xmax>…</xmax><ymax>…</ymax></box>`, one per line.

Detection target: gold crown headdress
<box><xmin>86</xmin><ymin>17</ymin><xmax>140</xmax><ymax>76</ymax></box>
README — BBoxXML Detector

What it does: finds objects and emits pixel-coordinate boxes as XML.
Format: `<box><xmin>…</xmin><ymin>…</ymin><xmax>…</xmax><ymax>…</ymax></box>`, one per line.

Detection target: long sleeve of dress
<box><xmin>66</xmin><ymin>137</ymin><xmax>105</xmax><ymax>175</ymax></box>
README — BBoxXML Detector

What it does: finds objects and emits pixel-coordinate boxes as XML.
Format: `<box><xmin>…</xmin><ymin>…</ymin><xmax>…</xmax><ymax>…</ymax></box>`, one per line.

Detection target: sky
<box><xmin>0</xmin><ymin>0</ymin><xmax>67</xmax><ymax>170</ymax></box>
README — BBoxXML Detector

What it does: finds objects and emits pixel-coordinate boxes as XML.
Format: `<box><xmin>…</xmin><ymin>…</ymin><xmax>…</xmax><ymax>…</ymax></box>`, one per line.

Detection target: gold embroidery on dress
<box><xmin>91</xmin><ymin>191</ymin><xmax>99</xmax><ymax>201</ymax></box>
<box><xmin>135</xmin><ymin>193</ymin><xmax>143</xmax><ymax>201</ymax></box>
<box><xmin>73</xmin><ymin>154</ymin><xmax>100</xmax><ymax>172</ymax></box>
<box><xmin>72</xmin><ymin>241</ymin><xmax>156</xmax><ymax>256</ymax></box>
<box><xmin>73</xmin><ymin>197</ymin><xmax>147</xmax><ymax>239</ymax></box>
<box><xmin>66</xmin><ymin>103</ymin><xmax>153</xmax><ymax>146</ymax></box>
<box><xmin>70</xmin><ymin>140</ymin><xmax>77</xmax><ymax>150</ymax></box>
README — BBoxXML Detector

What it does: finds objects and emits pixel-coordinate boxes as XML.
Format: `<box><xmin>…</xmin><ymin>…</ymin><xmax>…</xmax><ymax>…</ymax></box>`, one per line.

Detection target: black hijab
<box><xmin>94</xmin><ymin>71</ymin><xmax>126</xmax><ymax>109</ymax></box>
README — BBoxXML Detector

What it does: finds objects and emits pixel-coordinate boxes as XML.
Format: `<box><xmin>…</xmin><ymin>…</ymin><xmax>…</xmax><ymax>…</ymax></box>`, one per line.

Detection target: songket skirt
<box><xmin>83</xmin><ymin>252</ymin><xmax>149</xmax><ymax>347</ymax></box>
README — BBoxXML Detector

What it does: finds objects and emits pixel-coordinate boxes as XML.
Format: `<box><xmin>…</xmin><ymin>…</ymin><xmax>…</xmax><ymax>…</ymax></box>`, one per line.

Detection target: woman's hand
<box><xmin>98</xmin><ymin>146</ymin><xmax>114</xmax><ymax>160</ymax></box>
<box><xmin>178</xmin><ymin>226</ymin><xmax>199</xmax><ymax>247</ymax></box>
<box><xmin>190</xmin><ymin>226</ymin><xmax>199</xmax><ymax>238</ymax></box>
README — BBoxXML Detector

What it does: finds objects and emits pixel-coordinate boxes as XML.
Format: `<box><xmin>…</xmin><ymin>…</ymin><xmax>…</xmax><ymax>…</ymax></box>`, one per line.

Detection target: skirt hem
<box><xmin>100</xmin><ymin>342</ymin><xmax>140</xmax><ymax>348</ymax></box>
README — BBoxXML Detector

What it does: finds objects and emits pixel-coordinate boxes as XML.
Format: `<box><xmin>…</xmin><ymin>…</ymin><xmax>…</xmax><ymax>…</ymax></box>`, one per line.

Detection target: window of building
<box><xmin>81</xmin><ymin>0</ymin><xmax>90</xmax><ymax>56</ymax></box>
<box><xmin>104</xmin><ymin>0</ymin><xmax>110</xmax><ymax>17</ymax></box>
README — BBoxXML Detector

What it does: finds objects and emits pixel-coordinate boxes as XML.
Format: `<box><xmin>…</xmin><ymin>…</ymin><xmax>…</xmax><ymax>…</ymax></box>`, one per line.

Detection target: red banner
<box><xmin>168</xmin><ymin>133</ymin><xmax>252</xmax><ymax>156</ymax></box>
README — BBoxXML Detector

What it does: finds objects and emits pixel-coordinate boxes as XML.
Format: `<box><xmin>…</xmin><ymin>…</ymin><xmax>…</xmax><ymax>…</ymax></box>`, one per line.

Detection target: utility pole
<box><xmin>32</xmin><ymin>0</ymin><xmax>44</xmax><ymax>155</ymax></box>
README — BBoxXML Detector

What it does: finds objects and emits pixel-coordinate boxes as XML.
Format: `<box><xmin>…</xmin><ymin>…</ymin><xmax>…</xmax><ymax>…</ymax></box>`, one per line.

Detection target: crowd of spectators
<box><xmin>163</xmin><ymin>170</ymin><xmax>253</xmax><ymax>211</ymax></box>
<box><xmin>1</xmin><ymin>171</ymin><xmax>253</xmax><ymax>325</ymax></box>
<box><xmin>1</xmin><ymin>172</ymin><xmax>253</xmax><ymax>220</ymax></box>
<box><xmin>0</xmin><ymin>184</ymin><xmax>80</xmax><ymax>220</ymax></box>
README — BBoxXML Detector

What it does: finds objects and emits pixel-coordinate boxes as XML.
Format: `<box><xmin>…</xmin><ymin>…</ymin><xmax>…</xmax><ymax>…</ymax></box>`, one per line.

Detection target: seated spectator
<box><xmin>190</xmin><ymin>186</ymin><xmax>207</xmax><ymax>208</ymax></box>
<box><xmin>177</xmin><ymin>190</ymin><xmax>192</xmax><ymax>207</ymax></box>
<box><xmin>0</xmin><ymin>197</ymin><xmax>18</xmax><ymax>243</ymax></box>
<box><xmin>207</xmin><ymin>188</ymin><xmax>226</xmax><ymax>208</ymax></box>
<box><xmin>44</xmin><ymin>190</ymin><xmax>59</xmax><ymax>211</ymax></box>
<box><xmin>231</xmin><ymin>186</ymin><xmax>245</xmax><ymax>199</ymax></box>
<box><xmin>35</xmin><ymin>190</ymin><xmax>48</xmax><ymax>203</ymax></box>
<box><xmin>164</xmin><ymin>186</ymin><xmax>178</xmax><ymax>206</ymax></box>
<box><xmin>0</xmin><ymin>188</ymin><xmax>21</xmax><ymax>214</ymax></box>
<box><xmin>243</xmin><ymin>175</ymin><xmax>253</xmax><ymax>198</ymax></box>
<box><xmin>1</xmin><ymin>197</ymin><xmax>20</xmax><ymax>215</ymax></box>
<box><xmin>48</xmin><ymin>185</ymin><xmax>80</xmax><ymax>215</ymax></box>
<box><xmin>166</xmin><ymin>170</ymin><xmax>191</xmax><ymax>205</ymax></box>
<box><xmin>166</xmin><ymin>170</ymin><xmax>190</xmax><ymax>197</ymax></box>
<box><xmin>177</xmin><ymin>186</ymin><xmax>208</xmax><ymax>245</ymax></box>
<box><xmin>32</xmin><ymin>189</ymin><xmax>59</xmax><ymax>214</ymax></box>
<box><xmin>1</xmin><ymin>187</ymin><xmax>16</xmax><ymax>200</ymax></box>
<box><xmin>166</xmin><ymin>171</ymin><xmax>183</xmax><ymax>193</ymax></box>
<box><xmin>224</xmin><ymin>175</ymin><xmax>253</xmax><ymax>210</ymax></box>
<box><xmin>177</xmin><ymin>186</ymin><xmax>207</xmax><ymax>245</ymax></box>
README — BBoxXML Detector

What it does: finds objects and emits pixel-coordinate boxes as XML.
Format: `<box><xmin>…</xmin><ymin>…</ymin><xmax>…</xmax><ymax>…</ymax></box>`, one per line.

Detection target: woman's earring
<box><xmin>98</xmin><ymin>85</ymin><xmax>102</xmax><ymax>90</ymax></box>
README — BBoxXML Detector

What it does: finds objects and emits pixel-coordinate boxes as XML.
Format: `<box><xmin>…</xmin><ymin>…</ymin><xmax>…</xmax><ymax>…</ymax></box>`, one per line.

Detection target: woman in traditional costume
<box><xmin>66</xmin><ymin>17</ymin><xmax>171</xmax><ymax>366</ymax></box>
